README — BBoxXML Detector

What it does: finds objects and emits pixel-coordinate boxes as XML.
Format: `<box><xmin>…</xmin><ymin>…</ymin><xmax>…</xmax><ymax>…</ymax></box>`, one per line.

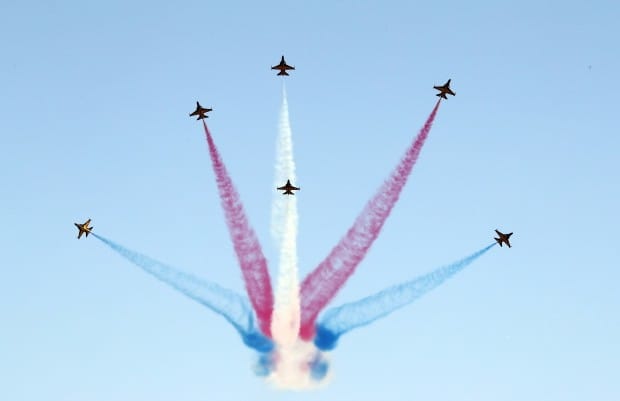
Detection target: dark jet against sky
<box><xmin>433</xmin><ymin>79</ymin><xmax>456</xmax><ymax>99</ymax></box>
<box><xmin>189</xmin><ymin>101</ymin><xmax>212</xmax><ymax>120</ymax></box>
<box><xmin>75</xmin><ymin>219</ymin><xmax>93</xmax><ymax>239</ymax></box>
<box><xmin>271</xmin><ymin>55</ymin><xmax>295</xmax><ymax>76</ymax></box>
<box><xmin>277</xmin><ymin>179</ymin><xmax>300</xmax><ymax>195</ymax></box>
<box><xmin>494</xmin><ymin>229</ymin><xmax>513</xmax><ymax>248</ymax></box>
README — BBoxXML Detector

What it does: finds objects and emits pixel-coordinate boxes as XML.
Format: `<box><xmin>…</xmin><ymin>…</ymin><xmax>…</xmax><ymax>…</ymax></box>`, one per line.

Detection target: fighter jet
<box><xmin>433</xmin><ymin>79</ymin><xmax>456</xmax><ymax>99</ymax></box>
<box><xmin>494</xmin><ymin>229</ymin><xmax>513</xmax><ymax>248</ymax></box>
<box><xmin>74</xmin><ymin>219</ymin><xmax>93</xmax><ymax>239</ymax></box>
<box><xmin>277</xmin><ymin>179</ymin><xmax>300</xmax><ymax>195</ymax></box>
<box><xmin>271</xmin><ymin>55</ymin><xmax>295</xmax><ymax>76</ymax></box>
<box><xmin>189</xmin><ymin>101</ymin><xmax>212</xmax><ymax>120</ymax></box>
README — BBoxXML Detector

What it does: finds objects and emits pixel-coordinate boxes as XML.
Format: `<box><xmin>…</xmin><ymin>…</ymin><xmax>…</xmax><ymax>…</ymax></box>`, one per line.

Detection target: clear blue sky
<box><xmin>1</xmin><ymin>1</ymin><xmax>619</xmax><ymax>400</ymax></box>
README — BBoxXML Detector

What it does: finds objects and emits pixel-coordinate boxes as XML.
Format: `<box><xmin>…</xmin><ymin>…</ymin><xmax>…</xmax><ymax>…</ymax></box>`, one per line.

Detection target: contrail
<box><xmin>270</xmin><ymin>83</ymin><xmax>301</xmax><ymax>346</ymax></box>
<box><xmin>202</xmin><ymin>121</ymin><xmax>274</xmax><ymax>338</ymax></box>
<box><xmin>270</xmin><ymin>83</ymin><xmax>296</xmax><ymax>245</ymax></box>
<box><xmin>91</xmin><ymin>232</ymin><xmax>274</xmax><ymax>352</ymax></box>
<box><xmin>299</xmin><ymin>100</ymin><xmax>442</xmax><ymax>340</ymax></box>
<box><xmin>314</xmin><ymin>243</ymin><xmax>496</xmax><ymax>350</ymax></box>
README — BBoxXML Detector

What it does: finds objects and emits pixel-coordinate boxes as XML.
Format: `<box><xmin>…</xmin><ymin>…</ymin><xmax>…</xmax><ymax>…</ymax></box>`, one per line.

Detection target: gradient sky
<box><xmin>1</xmin><ymin>1</ymin><xmax>619</xmax><ymax>400</ymax></box>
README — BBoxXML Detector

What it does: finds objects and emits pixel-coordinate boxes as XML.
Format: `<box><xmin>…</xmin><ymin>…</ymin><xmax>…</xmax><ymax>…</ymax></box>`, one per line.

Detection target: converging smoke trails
<box><xmin>298</xmin><ymin>100</ymin><xmax>442</xmax><ymax>340</ymax></box>
<box><xmin>314</xmin><ymin>243</ymin><xmax>496</xmax><ymax>350</ymax></box>
<box><xmin>92</xmin><ymin>232</ymin><xmax>274</xmax><ymax>352</ymax></box>
<box><xmin>203</xmin><ymin>121</ymin><xmax>274</xmax><ymax>338</ymax></box>
<box><xmin>270</xmin><ymin>83</ymin><xmax>301</xmax><ymax>346</ymax></box>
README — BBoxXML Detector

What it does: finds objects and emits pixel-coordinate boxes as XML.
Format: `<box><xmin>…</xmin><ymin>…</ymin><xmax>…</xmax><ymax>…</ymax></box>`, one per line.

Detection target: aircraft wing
<box><xmin>277</xmin><ymin>185</ymin><xmax>286</xmax><ymax>190</ymax></box>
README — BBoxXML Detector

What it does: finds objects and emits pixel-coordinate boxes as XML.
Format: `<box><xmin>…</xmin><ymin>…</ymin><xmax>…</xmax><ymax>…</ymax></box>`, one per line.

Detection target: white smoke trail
<box><xmin>270</xmin><ymin>83</ymin><xmax>301</xmax><ymax>347</ymax></box>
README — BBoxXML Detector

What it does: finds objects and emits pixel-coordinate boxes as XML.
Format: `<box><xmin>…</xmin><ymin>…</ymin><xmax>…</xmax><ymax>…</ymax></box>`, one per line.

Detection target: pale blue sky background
<box><xmin>1</xmin><ymin>1</ymin><xmax>619</xmax><ymax>400</ymax></box>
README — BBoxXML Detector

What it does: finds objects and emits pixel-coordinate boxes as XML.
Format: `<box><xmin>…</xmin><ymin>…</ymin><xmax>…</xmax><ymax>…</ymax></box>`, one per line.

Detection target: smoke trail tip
<box><xmin>309</xmin><ymin>354</ymin><xmax>330</xmax><ymax>381</ymax></box>
<box><xmin>313</xmin><ymin>325</ymin><xmax>339</xmax><ymax>351</ymax></box>
<box><xmin>243</xmin><ymin>330</ymin><xmax>275</xmax><ymax>353</ymax></box>
<box><xmin>254</xmin><ymin>352</ymin><xmax>276</xmax><ymax>377</ymax></box>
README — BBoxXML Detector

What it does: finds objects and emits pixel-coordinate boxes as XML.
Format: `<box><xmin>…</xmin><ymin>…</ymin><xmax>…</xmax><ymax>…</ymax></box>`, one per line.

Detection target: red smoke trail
<box><xmin>202</xmin><ymin>120</ymin><xmax>274</xmax><ymax>338</ymax></box>
<box><xmin>298</xmin><ymin>100</ymin><xmax>441</xmax><ymax>340</ymax></box>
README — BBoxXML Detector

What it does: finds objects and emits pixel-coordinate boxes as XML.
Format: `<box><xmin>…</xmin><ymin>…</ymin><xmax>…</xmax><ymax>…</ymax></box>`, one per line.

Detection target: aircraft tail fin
<box><xmin>494</xmin><ymin>237</ymin><xmax>502</xmax><ymax>246</ymax></box>
<box><xmin>278</xmin><ymin>70</ymin><xmax>289</xmax><ymax>76</ymax></box>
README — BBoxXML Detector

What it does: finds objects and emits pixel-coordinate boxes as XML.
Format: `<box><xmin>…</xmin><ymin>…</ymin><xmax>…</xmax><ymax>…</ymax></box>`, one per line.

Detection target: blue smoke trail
<box><xmin>314</xmin><ymin>243</ymin><xmax>496</xmax><ymax>350</ymax></box>
<box><xmin>92</xmin><ymin>233</ymin><xmax>274</xmax><ymax>352</ymax></box>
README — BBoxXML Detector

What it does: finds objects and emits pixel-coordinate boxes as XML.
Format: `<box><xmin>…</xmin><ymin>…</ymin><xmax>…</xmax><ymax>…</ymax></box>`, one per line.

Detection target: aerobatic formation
<box><xmin>189</xmin><ymin>101</ymin><xmax>212</xmax><ymax>120</ymax></box>
<box><xmin>76</xmin><ymin>55</ymin><xmax>513</xmax><ymax>389</ymax></box>
<box><xmin>271</xmin><ymin>55</ymin><xmax>295</xmax><ymax>76</ymax></box>
<box><xmin>74</xmin><ymin>219</ymin><xmax>93</xmax><ymax>239</ymax></box>
<box><xmin>433</xmin><ymin>79</ymin><xmax>455</xmax><ymax>99</ymax></box>
<box><xmin>277</xmin><ymin>179</ymin><xmax>300</xmax><ymax>195</ymax></box>
<box><xmin>494</xmin><ymin>229</ymin><xmax>513</xmax><ymax>248</ymax></box>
